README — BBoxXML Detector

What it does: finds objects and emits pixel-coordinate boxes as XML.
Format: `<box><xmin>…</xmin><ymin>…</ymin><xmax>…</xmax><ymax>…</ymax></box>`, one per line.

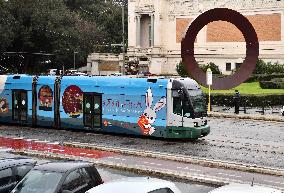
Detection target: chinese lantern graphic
<box><xmin>62</xmin><ymin>85</ymin><xmax>83</xmax><ymax>118</ymax></box>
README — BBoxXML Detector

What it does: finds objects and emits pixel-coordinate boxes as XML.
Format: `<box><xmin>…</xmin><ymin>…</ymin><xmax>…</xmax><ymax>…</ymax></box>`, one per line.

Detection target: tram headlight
<box><xmin>193</xmin><ymin>122</ymin><xmax>198</xmax><ymax>127</ymax></box>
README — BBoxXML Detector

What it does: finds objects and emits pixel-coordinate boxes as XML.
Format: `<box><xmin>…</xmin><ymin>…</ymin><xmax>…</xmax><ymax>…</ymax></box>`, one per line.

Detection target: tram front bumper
<box><xmin>164</xmin><ymin>125</ymin><xmax>210</xmax><ymax>139</ymax></box>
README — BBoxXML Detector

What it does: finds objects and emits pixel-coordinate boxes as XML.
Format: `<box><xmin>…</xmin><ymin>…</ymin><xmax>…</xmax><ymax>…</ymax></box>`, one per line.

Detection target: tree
<box><xmin>65</xmin><ymin>0</ymin><xmax>128</xmax><ymax>52</ymax></box>
<box><xmin>0</xmin><ymin>0</ymin><xmax>15</xmax><ymax>53</ymax></box>
<box><xmin>176</xmin><ymin>61</ymin><xmax>222</xmax><ymax>77</ymax></box>
<box><xmin>1</xmin><ymin>0</ymin><xmax>127</xmax><ymax>74</ymax></box>
<box><xmin>176</xmin><ymin>61</ymin><xmax>189</xmax><ymax>77</ymax></box>
<box><xmin>200</xmin><ymin>62</ymin><xmax>222</xmax><ymax>75</ymax></box>
<box><xmin>254</xmin><ymin>59</ymin><xmax>284</xmax><ymax>74</ymax></box>
<box><xmin>1</xmin><ymin>0</ymin><xmax>102</xmax><ymax>73</ymax></box>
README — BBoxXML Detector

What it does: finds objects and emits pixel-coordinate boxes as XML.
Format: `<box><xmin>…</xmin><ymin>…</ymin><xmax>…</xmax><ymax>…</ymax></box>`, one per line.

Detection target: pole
<box><xmin>122</xmin><ymin>4</ymin><xmax>125</xmax><ymax>75</ymax></box>
<box><xmin>206</xmin><ymin>68</ymin><xmax>212</xmax><ymax>113</ymax></box>
<box><xmin>73</xmin><ymin>51</ymin><xmax>76</xmax><ymax>69</ymax></box>
<box><xmin>208</xmin><ymin>85</ymin><xmax>211</xmax><ymax>113</ymax></box>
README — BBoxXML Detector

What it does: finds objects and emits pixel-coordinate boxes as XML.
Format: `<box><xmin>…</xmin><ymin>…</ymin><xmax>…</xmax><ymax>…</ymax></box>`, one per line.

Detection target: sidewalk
<box><xmin>209</xmin><ymin>105</ymin><xmax>284</xmax><ymax>122</ymax></box>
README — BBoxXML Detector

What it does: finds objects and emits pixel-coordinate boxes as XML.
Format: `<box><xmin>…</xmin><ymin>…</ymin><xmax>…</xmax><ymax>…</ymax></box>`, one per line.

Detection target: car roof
<box><xmin>33</xmin><ymin>161</ymin><xmax>92</xmax><ymax>173</ymax></box>
<box><xmin>86</xmin><ymin>177</ymin><xmax>178</xmax><ymax>193</ymax></box>
<box><xmin>0</xmin><ymin>157</ymin><xmax>37</xmax><ymax>170</ymax></box>
<box><xmin>209</xmin><ymin>183</ymin><xmax>282</xmax><ymax>193</ymax></box>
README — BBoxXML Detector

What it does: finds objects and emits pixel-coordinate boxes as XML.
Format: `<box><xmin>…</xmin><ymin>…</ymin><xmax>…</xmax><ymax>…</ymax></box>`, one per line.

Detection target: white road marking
<box><xmin>0</xmin><ymin>148</ymin><xmax>12</xmax><ymax>152</ymax></box>
<box><xmin>217</xmin><ymin>173</ymin><xmax>242</xmax><ymax>178</ymax></box>
<box><xmin>263</xmin><ymin>180</ymin><xmax>284</xmax><ymax>185</ymax></box>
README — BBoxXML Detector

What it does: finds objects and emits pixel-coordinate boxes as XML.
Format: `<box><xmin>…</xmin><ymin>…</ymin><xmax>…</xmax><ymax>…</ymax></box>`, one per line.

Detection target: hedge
<box><xmin>259</xmin><ymin>77</ymin><xmax>284</xmax><ymax>89</ymax></box>
<box><xmin>245</xmin><ymin>73</ymin><xmax>284</xmax><ymax>83</ymax></box>
<box><xmin>205</xmin><ymin>94</ymin><xmax>284</xmax><ymax>107</ymax></box>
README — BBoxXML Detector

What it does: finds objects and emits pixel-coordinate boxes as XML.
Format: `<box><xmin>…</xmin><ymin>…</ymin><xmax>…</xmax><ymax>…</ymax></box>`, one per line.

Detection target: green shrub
<box><xmin>245</xmin><ymin>73</ymin><xmax>284</xmax><ymax>83</ymax></box>
<box><xmin>254</xmin><ymin>59</ymin><xmax>284</xmax><ymax>74</ymax></box>
<box><xmin>205</xmin><ymin>94</ymin><xmax>284</xmax><ymax>107</ymax></box>
<box><xmin>176</xmin><ymin>61</ymin><xmax>222</xmax><ymax>77</ymax></box>
<box><xmin>260</xmin><ymin>78</ymin><xmax>284</xmax><ymax>89</ymax></box>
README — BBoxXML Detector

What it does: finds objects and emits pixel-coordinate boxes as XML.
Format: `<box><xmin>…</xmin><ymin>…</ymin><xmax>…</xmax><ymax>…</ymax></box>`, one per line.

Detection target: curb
<box><xmin>12</xmin><ymin>149</ymin><xmax>284</xmax><ymax>191</ymax></box>
<box><xmin>208</xmin><ymin>112</ymin><xmax>284</xmax><ymax>122</ymax></box>
<box><xmin>64</xmin><ymin>142</ymin><xmax>284</xmax><ymax>177</ymax></box>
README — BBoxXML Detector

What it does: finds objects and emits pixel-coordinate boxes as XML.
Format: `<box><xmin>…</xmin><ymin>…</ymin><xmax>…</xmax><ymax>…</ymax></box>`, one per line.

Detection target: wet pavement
<box><xmin>0</xmin><ymin>136</ymin><xmax>116</xmax><ymax>159</ymax></box>
<box><xmin>0</xmin><ymin>117</ymin><xmax>283</xmax><ymax>169</ymax></box>
<box><xmin>0</xmin><ymin>149</ymin><xmax>215</xmax><ymax>193</ymax></box>
<box><xmin>1</xmin><ymin>136</ymin><xmax>283</xmax><ymax>190</ymax></box>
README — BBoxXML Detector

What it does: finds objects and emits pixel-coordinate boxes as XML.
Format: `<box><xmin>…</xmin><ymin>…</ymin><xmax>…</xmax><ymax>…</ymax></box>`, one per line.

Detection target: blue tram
<box><xmin>0</xmin><ymin>75</ymin><xmax>210</xmax><ymax>139</ymax></box>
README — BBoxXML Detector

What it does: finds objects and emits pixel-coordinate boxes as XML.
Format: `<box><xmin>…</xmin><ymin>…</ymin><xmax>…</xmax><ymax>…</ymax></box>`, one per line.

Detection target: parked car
<box><xmin>208</xmin><ymin>183</ymin><xmax>282</xmax><ymax>193</ymax></box>
<box><xmin>86</xmin><ymin>177</ymin><xmax>182</xmax><ymax>193</ymax></box>
<box><xmin>47</xmin><ymin>69</ymin><xmax>58</xmax><ymax>76</ymax></box>
<box><xmin>73</xmin><ymin>72</ymin><xmax>87</xmax><ymax>76</ymax></box>
<box><xmin>65</xmin><ymin>69</ymin><xmax>78</xmax><ymax>75</ymax></box>
<box><xmin>0</xmin><ymin>157</ymin><xmax>36</xmax><ymax>193</ymax></box>
<box><xmin>112</xmin><ymin>72</ymin><xmax>122</xmax><ymax>76</ymax></box>
<box><xmin>11</xmin><ymin>161</ymin><xmax>103</xmax><ymax>193</ymax></box>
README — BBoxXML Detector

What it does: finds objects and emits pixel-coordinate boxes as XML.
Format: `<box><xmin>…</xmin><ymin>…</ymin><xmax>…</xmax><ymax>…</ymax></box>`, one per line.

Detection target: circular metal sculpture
<box><xmin>181</xmin><ymin>8</ymin><xmax>259</xmax><ymax>90</ymax></box>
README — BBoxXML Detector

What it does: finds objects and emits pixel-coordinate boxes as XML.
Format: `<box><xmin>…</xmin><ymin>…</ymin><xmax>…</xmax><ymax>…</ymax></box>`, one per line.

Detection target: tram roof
<box><xmin>60</xmin><ymin>76</ymin><xmax>169</xmax><ymax>88</ymax></box>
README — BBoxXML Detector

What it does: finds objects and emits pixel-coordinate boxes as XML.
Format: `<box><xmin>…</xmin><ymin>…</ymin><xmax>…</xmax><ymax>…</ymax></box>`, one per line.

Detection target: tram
<box><xmin>0</xmin><ymin>75</ymin><xmax>210</xmax><ymax>139</ymax></box>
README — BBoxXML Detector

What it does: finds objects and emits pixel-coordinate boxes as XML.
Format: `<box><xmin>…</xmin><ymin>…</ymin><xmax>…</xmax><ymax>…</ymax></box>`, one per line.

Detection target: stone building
<box><xmin>127</xmin><ymin>0</ymin><xmax>284</xmax><ymax>75</ymax></box>
<box><xmin>87</xmin><ymin>0</ymin><xmax>284</xmax><ymax>75</ymax></box>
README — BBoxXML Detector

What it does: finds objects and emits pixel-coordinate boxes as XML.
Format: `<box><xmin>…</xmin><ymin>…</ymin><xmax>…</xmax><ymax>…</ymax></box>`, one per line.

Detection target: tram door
<box><xmin>83</xmin><ymin>93</ymin><xmax>102</xmax><ymax>128</ymax></box>
<box><xmin>12</xmin><ymin>90</ymin><xmax>28</xmax><ymax>123</ymax></box>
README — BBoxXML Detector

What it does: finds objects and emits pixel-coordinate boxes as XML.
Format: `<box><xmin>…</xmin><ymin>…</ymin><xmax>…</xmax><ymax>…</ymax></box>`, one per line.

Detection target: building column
<box><xmin>136</xmin><ymin>15</ymin><xmax>141</xmax><ymax>47</ymax></box>
<box><xmin>91</xmin><ymin>61</ymin><xmax>99</xmax><ymax>75</ymax></box>
<box><xmin>150</xmin><ymin>14</ymin><xmax>155</xmax><ymax>47</ymax></box>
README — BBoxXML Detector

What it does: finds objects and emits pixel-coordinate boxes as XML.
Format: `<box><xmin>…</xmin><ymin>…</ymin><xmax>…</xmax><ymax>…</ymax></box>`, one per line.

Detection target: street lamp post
<box><xmin>73</xmin><ymin>51</ymin><xmax>78</xmax><ymax>69</ymax></box>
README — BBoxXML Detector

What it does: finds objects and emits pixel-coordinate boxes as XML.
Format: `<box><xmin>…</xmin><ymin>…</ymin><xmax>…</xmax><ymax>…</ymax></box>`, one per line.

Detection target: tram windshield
<box><xmin>189</xmin><ymin>94</ymin><xmax>206</xmax><ymax>114</ymax></box>
<box><xmin>172</xmin><ymin>90</ymin><xmax>206</xmax><ymax>118</ymax></box>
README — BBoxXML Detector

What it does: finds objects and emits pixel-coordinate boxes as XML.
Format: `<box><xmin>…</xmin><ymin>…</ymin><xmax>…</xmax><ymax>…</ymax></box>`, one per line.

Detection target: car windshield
<box><xmin>11</xmin><ymin>170</ymin><xmax>62</xmax><ymax>193</ymax></box>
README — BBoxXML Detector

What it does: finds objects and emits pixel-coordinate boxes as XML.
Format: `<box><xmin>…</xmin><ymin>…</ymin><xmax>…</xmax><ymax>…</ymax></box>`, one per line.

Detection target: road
<box><xmin>0</xmin><ymin>117</ymin><xmax>283</xmax><ymax>169</ymax></box>
<box><xmin>0</xmin><ymin>135</ymin><xmax>283</xmax><ymax>191</ymax></box>
<box><xmin>0</xmin><ymin>149</ymin><xmax>215</xmax><ymax>193</ymax></box>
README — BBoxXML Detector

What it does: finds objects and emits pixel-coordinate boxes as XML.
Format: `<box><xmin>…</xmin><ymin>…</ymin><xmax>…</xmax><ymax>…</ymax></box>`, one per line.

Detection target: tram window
<box><xmin>173</xmin><ymin>97</ymin><xmax>182</xmax><ymax>115</ymax></box>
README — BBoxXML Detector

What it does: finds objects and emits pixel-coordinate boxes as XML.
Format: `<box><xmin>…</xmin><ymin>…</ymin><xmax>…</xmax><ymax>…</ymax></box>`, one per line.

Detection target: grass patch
<box><xmin>201</xmin><ymin>82</ymin><xmax>284</xmax><ymax>95</ymax></box>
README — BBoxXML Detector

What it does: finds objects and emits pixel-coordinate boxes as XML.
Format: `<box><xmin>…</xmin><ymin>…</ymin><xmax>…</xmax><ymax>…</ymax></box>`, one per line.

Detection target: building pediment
<box><xmin>135</xmin><ymin>0</ymin><xmax>154</xmax><ymax>13</ymax></box>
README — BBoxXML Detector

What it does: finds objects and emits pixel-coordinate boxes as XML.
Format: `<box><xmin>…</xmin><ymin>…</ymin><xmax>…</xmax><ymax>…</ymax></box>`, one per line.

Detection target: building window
<box><xmin>226</xmin><ymin>63</ymin><xmax>231</xmax><ymax>71</ymax></box>
<box><xmin>236</xmin><ymin>63</ymin><xmax>242</xmax><ymax>70</ymax></box>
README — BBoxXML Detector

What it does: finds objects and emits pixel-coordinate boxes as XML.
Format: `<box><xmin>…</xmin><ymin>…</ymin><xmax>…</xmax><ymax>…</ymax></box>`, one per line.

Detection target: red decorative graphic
<box><xmin>138</xmin><ymin>114</ymin><xmax>151</xmax><ymax>135</ymax></box>
<box><xmin>0</xmin><ymin>98</ymin><xmax>8</xmax><ymax>113</ymax></box>
<box><xmin>103</xmin><ymin>120</ymin><xmax>108</xmax><ymax>127</ymax></box>
<box><xmin>38</xmin><ymin>85</ymin><xmax>53</xmax><ymax>111</ymax></box>
<box><xmin>62</xmin><ymin>85</ymin><xmax>83</xmax><ymax>118</ymax></box>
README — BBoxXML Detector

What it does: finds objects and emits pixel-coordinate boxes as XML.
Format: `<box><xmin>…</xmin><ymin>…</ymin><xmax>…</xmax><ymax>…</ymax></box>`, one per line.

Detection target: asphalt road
<box><xmin>0</xmin><ymin>117</ymin><xmax>283</xmax><ymax>169</ymax></box>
